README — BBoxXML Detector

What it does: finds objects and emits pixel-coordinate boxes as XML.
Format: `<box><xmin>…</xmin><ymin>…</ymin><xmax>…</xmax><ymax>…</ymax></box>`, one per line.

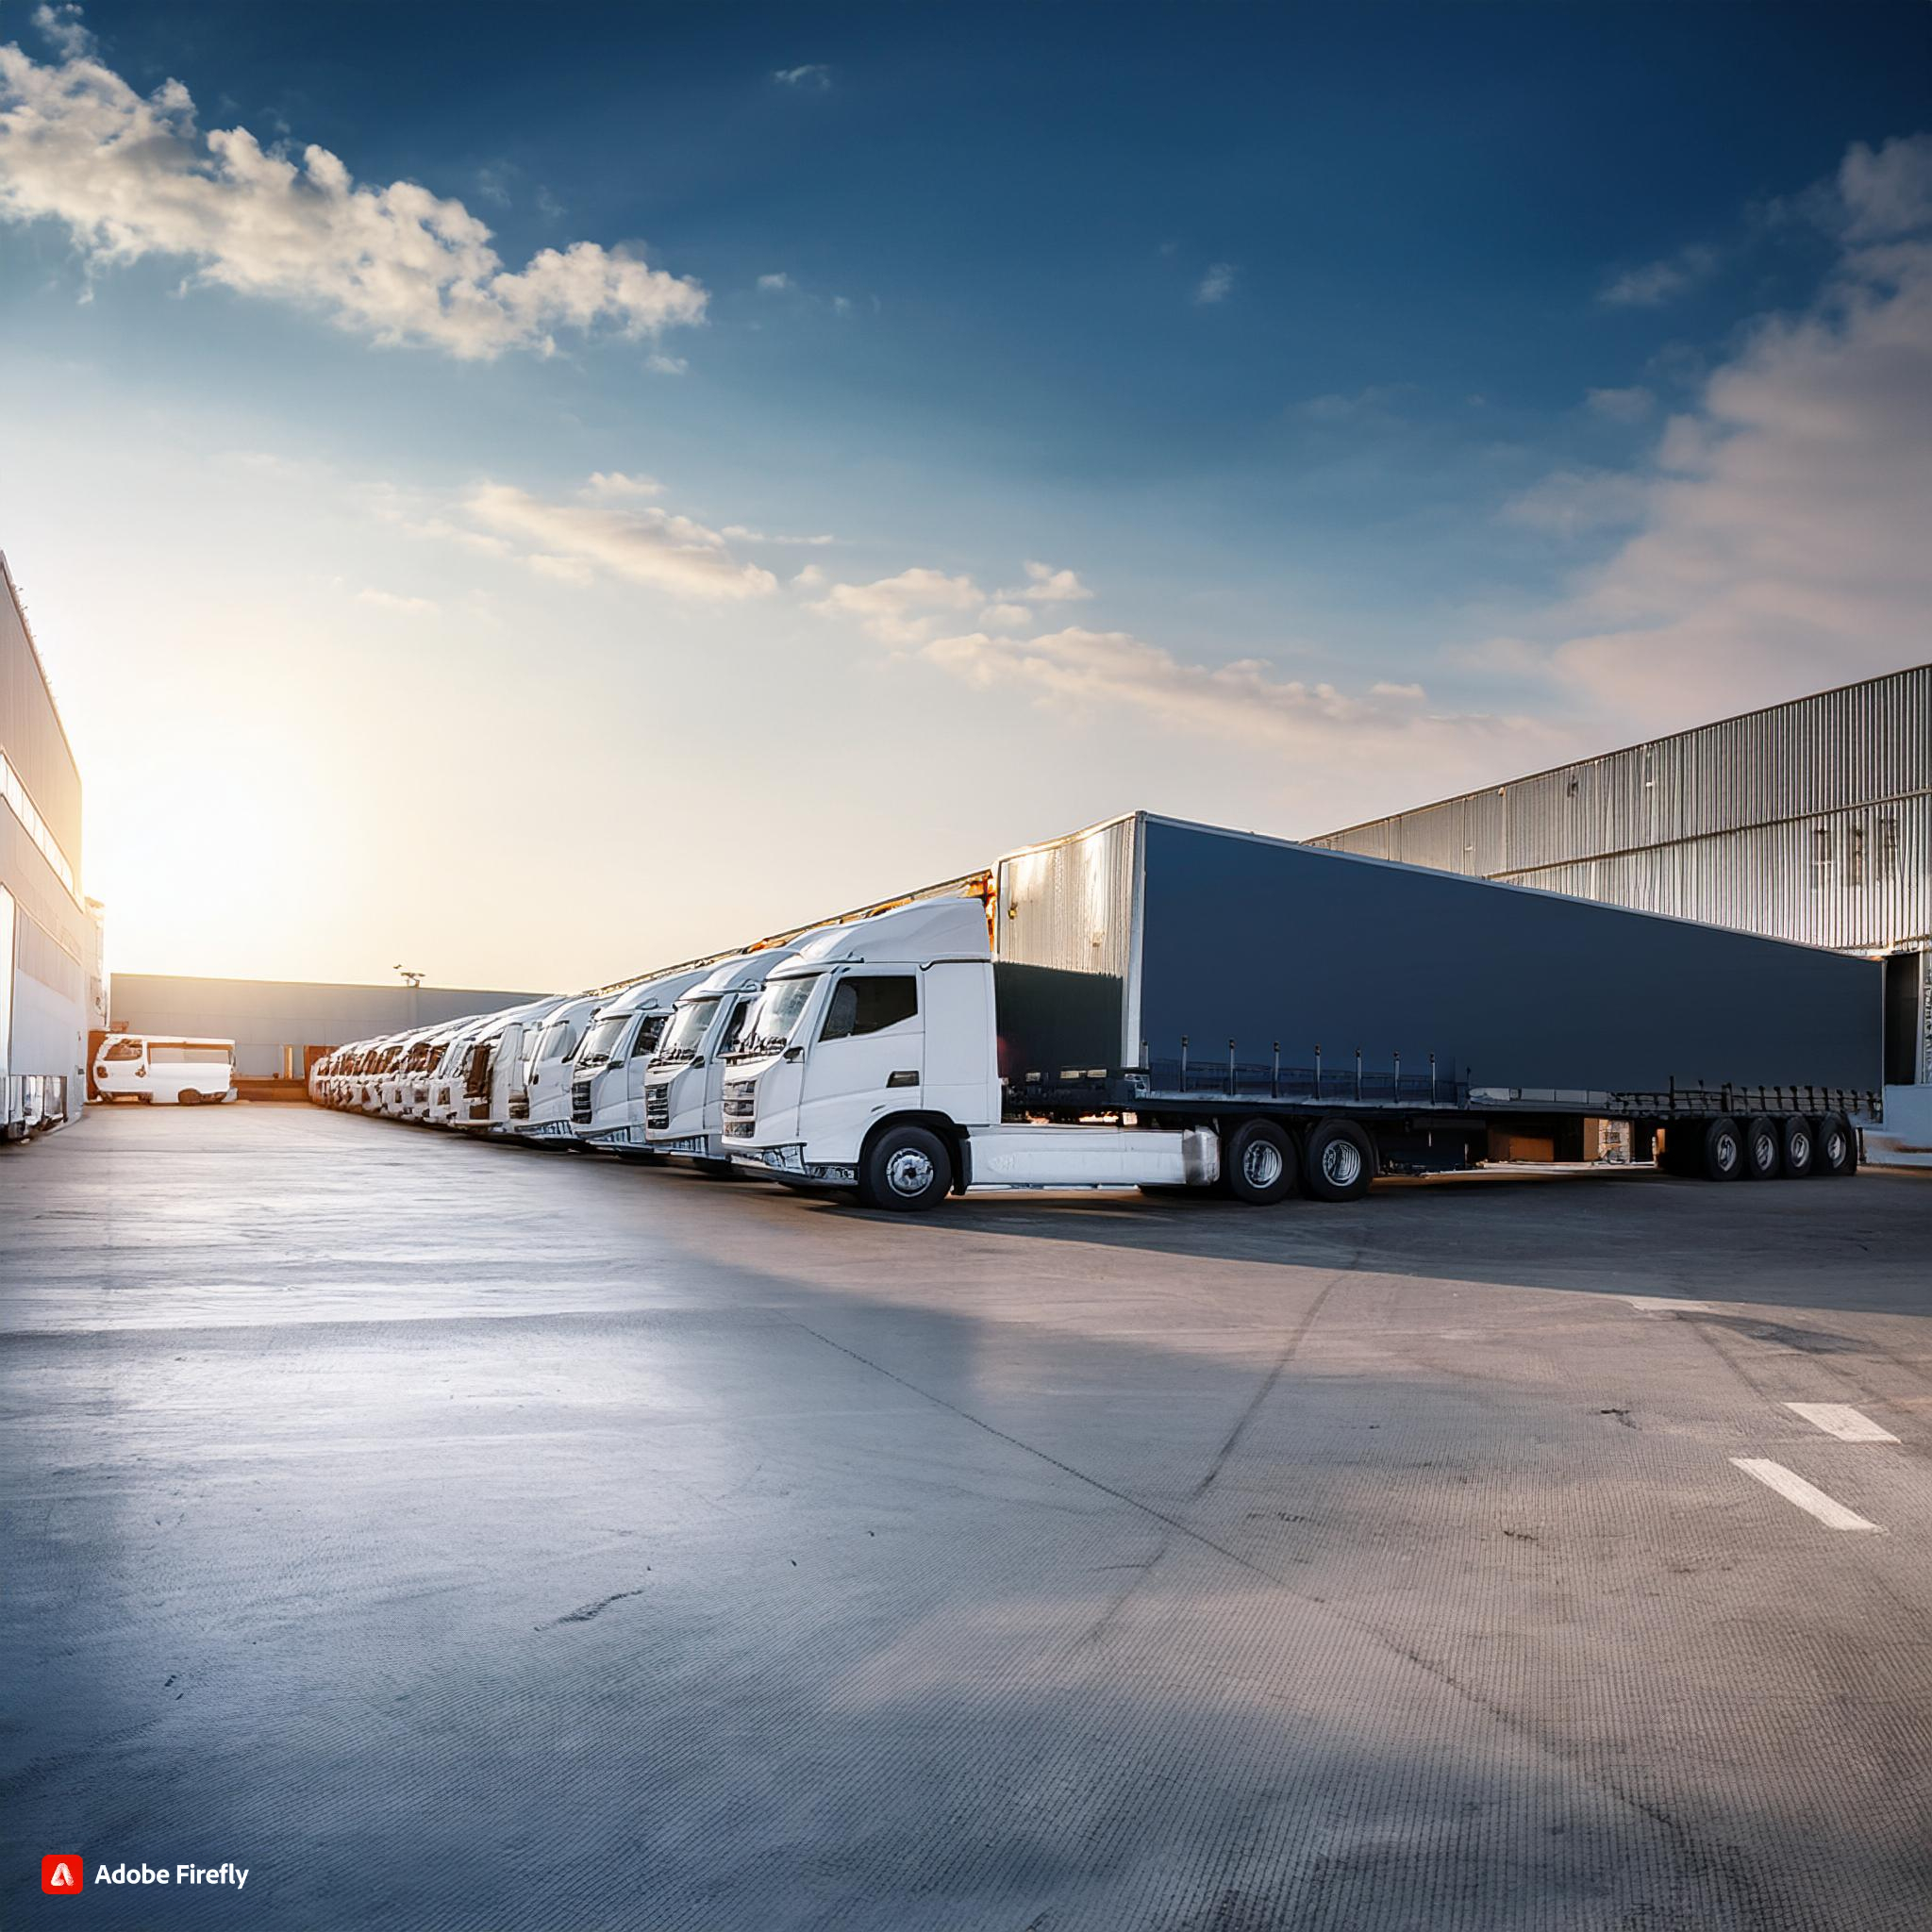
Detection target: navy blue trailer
<box><xmin>993</xmin><ymin>812</ymin><xmax>1882</xmax><ymax>1194</ymax></box>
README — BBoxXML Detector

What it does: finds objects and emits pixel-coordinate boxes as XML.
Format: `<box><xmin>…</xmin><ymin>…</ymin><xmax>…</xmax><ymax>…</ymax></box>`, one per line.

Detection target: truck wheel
<box><xmin>1779</xmin><ymin>1116</ymin><xmax>1815</xmax><ymax>1178</ymax></box>
<box><xmin>859</xmin><ymin>1124</ymin><xmax>953</xmax><ymax>1211</ymax></box>
<box><xmin>1813</xmin><ymin>1113</ymin><xmax>1857</xmax><ymax>1178</ymax></box>
<box><xmin>1741</xmin><ymin>1114</ymin><xmax>1781</xmax><ymax>1180</ymax></box>
<box><xmin>179</xmin><ymin>1090</ymin><xmax>203</xmax><ymax>1108</ymax></box>
<box><xmin>1224</xmin><ymin>1120</ymin><xmax>1299</xmax><ymax>1205</ymax></box>
<box><xmin>694</xmin><ymin>1158</ymin><xmax>740</xmax><ymax>1181</ymax></box>
<box><xmin>1699</xmin><ymin>1116</ymin><xmax>1743</xmax><ymax>1181</ymax></box>
<box><xmin>1301</xmin><ymin>1119</ymin><xmax>1375</xmax><ymax>1203</ymax></box>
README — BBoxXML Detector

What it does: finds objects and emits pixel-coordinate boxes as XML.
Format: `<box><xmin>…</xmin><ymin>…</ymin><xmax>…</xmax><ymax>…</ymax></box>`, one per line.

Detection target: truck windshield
<box><xmin>737</xmin><ymin>974</ymin><xmax>821</xmax><ymax>1056</ymax></box>
<box><xmin>575</xmin><ymin>1014</ymin><xmax>631</xmax><ymax>1068</ymax></box>
<box><xmin>535</xmin><ymin>1016</ymin><xmax>584</xmax><ymax>1066</ymax></box>
<box><xmin>657</xmin><ymin>997</ymin><xmax>721</xmax><ymax>1062</ymax></box>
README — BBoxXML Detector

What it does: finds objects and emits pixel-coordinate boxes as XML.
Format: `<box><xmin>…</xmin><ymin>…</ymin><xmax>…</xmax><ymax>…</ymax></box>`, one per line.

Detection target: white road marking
<box><xmin>1623</xmin><ymin>1295</ymin><xmax>1711</xmax><ymax>1313</ymax></box>
<box><xmin>1785</xmin><ymin>1403</ymin><xmax>1899</xmax><ymax>1443</ymax></box>
<box><xmin>1731</xmin><ymin>1457</ymin><xmax>1882</xmax><ymax>1531</ymax></box>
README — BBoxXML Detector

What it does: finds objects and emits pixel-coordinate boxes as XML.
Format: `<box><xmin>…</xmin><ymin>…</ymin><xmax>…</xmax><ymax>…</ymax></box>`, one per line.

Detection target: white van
<box><xmin>94</xmin><ymin>1035</ymin><xmax>239</xmax><ymax>1107</ymax></box>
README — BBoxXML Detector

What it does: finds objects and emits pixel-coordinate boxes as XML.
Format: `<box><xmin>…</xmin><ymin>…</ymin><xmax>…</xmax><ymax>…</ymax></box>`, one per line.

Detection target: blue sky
<box><xmin>2</xmin><ymin>1</ymin><xmax>1928</xmax><ymax>986</ymax></box>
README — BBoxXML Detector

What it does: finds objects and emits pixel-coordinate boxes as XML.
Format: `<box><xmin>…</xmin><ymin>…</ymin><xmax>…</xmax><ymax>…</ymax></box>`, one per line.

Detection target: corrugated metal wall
<box><xmin>0</xmin><ymin>553</ymin><xmax>83</xmax><ymax>881</ymax></box>
<box><xmin>1311</xmin><ymin>666</ymin><xmax>1931</xmax><ymax>955</ymax></box>
<box><xmin>996</xmin><ymin>813</ymin><xmax>1141</xmax><ymax>982</ymax></box>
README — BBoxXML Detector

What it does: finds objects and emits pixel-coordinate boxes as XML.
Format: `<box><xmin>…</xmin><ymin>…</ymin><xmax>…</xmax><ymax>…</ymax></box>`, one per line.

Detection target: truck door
<box><xmin>621</xmin><ymin>1011</ymin><xmax>669</xmax><ymax>1114</ymax></box>
<box><xmin>705</xmin><ymin>996</ymin><xmax>758</xmax><ymax>1127</ymax></box>
<box><xmin>798</xmin><ymin>971</ymin><xmax>923</xmax><ymax>1145</ymax></box>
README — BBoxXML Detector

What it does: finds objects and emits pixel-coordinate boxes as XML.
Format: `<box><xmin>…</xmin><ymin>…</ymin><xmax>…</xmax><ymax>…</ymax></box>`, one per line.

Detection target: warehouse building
<box><xmin>0</xmin><ymin>550</ymin><xmax>103</xmax><ymax>1135</ymax></box>
<box><xmin>108</xmin><ymin>976</ymin><xmax>544</xmax><ymax>1082</ymax></box>
<box><xmin>1310</xmin><ymin>664</ymin><xmax>1930</xmax><ymax>1141</ymax></box>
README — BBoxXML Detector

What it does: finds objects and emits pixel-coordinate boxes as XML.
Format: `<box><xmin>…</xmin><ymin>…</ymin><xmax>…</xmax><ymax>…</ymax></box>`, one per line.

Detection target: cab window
<box><xmin>632</xmin><ymin>1014</ymin><xmax>667</xmax><ymax>1058</ymax></box>
<box><xmin>820</xmin><ymin>975</ymin><xmax>918</xmax><ymax>1041</ymax></box>
<box><xmin>105</xmin><ymin>1038</ymin><xmax>143</xmax><ymax>1061</ymax></box>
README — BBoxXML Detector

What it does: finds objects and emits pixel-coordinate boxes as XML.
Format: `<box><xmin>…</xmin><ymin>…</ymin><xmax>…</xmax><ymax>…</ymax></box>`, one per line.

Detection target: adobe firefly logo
<box><xmin>42</xmin><ymin>1855</ymin><xmax>84</xmax><ymax>1894</ymax></box>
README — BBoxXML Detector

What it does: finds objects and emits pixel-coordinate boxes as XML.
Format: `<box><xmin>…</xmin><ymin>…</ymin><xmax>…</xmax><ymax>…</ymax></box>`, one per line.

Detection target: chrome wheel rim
<box><xmin>1242</xmin><ymin>1141</ymin><xmax>1285</xmax><ymax>1190</ymax></box>
<box><xmin>1322</xmin><ymin>1141</ymin><xmax>1362</xmax><ymax>1188</ymax></box>
<box><xmin>886</xmin><ymin>1148</ymin><xmax>936</xmax><ymax>1196</ymax></box>
<box><xmin>1789</xmin><ymin>1128</ymin><xmax>1810</xmax><ymax>1167</ymax></box>
<box><xmin>1714</xmin><ymin>1132</ymin><xmax>1738</xmax><ymax>1173</ymax></box>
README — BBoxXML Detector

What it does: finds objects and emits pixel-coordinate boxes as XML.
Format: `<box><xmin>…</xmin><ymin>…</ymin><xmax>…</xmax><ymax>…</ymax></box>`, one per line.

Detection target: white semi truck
<box><xmin>642</xmin><ymin>946</ymin><xmax>826</xmax><ymax>1172</ymax></box>
<box><xmin>571</xmin><ymin>967</ymin><xmax>715</xmax><ymax>1156</ymax></box>
<box><xmin>515</xmin><ymin>994</ymin><xmax>604</xmax><ymax>1142</ymax></box>
<box><xmin>723</xmin><ymin>812</ymin><xmax>1882</xmax><ymax>1210</ymax></box>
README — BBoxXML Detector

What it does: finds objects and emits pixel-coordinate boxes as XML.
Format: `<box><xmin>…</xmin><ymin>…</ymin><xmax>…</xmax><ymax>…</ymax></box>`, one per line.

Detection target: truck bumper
<box><xmin>740</xmin><ymin>1142</ymin><xmax>857</xmax><ymax>1186</ymax></box>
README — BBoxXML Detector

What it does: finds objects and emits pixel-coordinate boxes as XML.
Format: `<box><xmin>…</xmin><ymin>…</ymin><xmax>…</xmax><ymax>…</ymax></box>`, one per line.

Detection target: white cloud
<box><xmin>1585</xmin><ymin>385</ymin><xmax>1655</xmax><ymax>423</ymax></box>
<box><xmin>1294</xmin><ymin>384</ymin><xmax>1405</xmax><ymax>424</ymax></box>
<box><xmin>1505</xmin><ymin>134</ymin><xmax>1932</xmax><ymax>725</ymax></box>
<box><xmin>1598</xmin><ymin>243</ymin><xmax>1718</xmax><ymax>308</ymax></box>
<box><xmin>467</xmin><ymin>483</ymin><xmax>778</xmax><ymax>601</ymax></box>
<box><xmin>757</xmin><ymin>272</ymin><xmax>791</xmax><ymax>291</ymax></box>
<box><xmin>646</xmin><ymin>352</ymin><xmax>688</xmax><ymax>375</ymax></box>
<box><xmin>1012</xmin><ymin>559</ymin><xmax>1092</xmax><ymax>604</ymax></box>
<box><xmin>772</xmin><ymin>64</ymin><xmax>830</xmax><ymax>90</ymax></box>
<box><xmin>919</xmin><ymin>626</ymin><xmax>1559</xmax><ymax>773</ymax></box>
<box><xmin>583</xmin><ymin>471</ymin><xmax>663</xmax><ymax>498</ymax></box>
<box><xmin>0</xmin><ymin>16</ymin><xmax>707</xmax><ymax>359</ymax></box>
<box><xmin>809</xmin><ymin>566</ymin><xmax>982</xmax><ymax>644</ymax></box>
<box><xmin>1838</xmin><ymin>132</ymin><xmax>1932</xmax><ymax>241</ymax></box>
<box><xmin>791</xmin><ymin>563</ymin><xmax>826</xmax><ymax>589</ymax></box>
<box><xmin>1502</xmin><ymin>468</ymin><xmax>1650</xmax><ymax>538</ymax></box>
<box><xmin>979</xmin><ymin>602</ymin><xmax>1030</xmax><ymax>628</ymax></box>
<box><xmin>1194</xmin><ymin>261</ymin><xmax>1236</xmax><ymax>305</ymax></box>
<box><xmin>357</xmin><ymin>587</ymin><xmax>438</xmax><ymax>615</ymax></box>
<box><xmin>29</xmin><ymin>4</ymin><xmax>92</xmax><ymax>58</ymax></box>
<box><xmin>723</xmin><ymin>525</ymin><xmax>836</xmax><ymax>545</ymax></box>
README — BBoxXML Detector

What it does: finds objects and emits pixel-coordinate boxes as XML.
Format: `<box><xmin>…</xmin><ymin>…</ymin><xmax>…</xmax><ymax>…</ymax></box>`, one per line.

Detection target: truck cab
<box><xmin>516</xmin><ymin>995</ymin><xmax>602</xmax><ymax>1142</ymax></box>
<box><xmin>572</xmin><ymin>967</ymin><xmax>715</xmax><ymax>1156</ymax></box>
<box><xmin>458</xmin><ymin>997</ymin><xmax>568</xmax><ymax>1134</ymax></box>
<box><xmin>724</xmin><ymin>900</ymin><xmax>1010</xmax><ymax>1197</ymax></box>
<box><xmin>643</xmin><ymin>947</ymin><xmax>826</xmax><ymax>1171</ymax></box>
<box><xmin>425</xmin><ymin>1018</ymin><xmax>497</xmax><ymax>1125</ymax></box>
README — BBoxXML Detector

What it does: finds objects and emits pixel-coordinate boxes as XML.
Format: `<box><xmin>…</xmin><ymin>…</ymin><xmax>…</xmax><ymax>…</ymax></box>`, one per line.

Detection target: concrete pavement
<box><xmin>4</xmin><ymin>1105</ymin><xmax>1929</xmax><ymax>1928</ymax></box>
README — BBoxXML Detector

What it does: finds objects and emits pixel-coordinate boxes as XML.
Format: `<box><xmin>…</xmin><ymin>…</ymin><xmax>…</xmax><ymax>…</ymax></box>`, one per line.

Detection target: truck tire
<box><xmin>1699</xmin><ymin>1115</ymin><xmax>1743</xmax><ymax>1181</ymax></box>
<box><xmin>1224</xmin><ymin>1119</ymin><xmax>1299</xmax><ymax>1206</ymax></box>
<box><xmin>178</xmin><ymin>1090</ymin><xmax>203</xmax><ymax>1108</ymax></box>
<box><xmin>859</xmin><ymin>1124</ymin><xmax>954</xmax><ymax>1212</ymax></box>
<box><xmin>1741</xmin><ymin>1114</ymin><xmax>1781</xmax><ymax>1180</ymax></box>
<box><xmin>1301</xmin><ymin>1119</ymin><xmax>1375</xmax><ymax>1203</ymax></box>
<box><xmin>1779</xmin><ymin>1115</ymin><xmax>1815</xmax><ymax>1178</ymax></box>
<box><xmin>1813</xmin><ymin>1112</ymin><xmax>1857</xmax><ymax>1178</ymax></box>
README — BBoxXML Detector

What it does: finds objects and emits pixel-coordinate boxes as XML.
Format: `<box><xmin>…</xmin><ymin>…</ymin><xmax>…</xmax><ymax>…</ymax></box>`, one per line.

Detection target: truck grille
<box><xmin>644</xmin><ymin>1084</ymin><xmax>670</xmax><ymax>1131</ymax></box>
<box><xmin>570</xmin><ymin>1077</ymin><xmax>594</xmax><ymax>1124</ymax></box>
<box><xmin>722</xmin><ymin>1078</ymin><xmax>757</xmax><ymax>1139</ymax></box>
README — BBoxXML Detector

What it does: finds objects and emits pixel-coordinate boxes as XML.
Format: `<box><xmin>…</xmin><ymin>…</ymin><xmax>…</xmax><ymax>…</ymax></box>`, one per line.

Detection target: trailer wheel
<box><xmin>1741</xmin><ymin>1114</ymin><xmax>1781</xmax><ymax>1180</ymax></box>
<box><xmin>1224</xmin><ymin>1120</ymin><xmax>1299</xmax><ymax>1206</ymax></box>
<box><xmin>1813</xmin><ymin>1112</ymin><xmax>1857</xmax><ymax>1178</ymax></box>
<box><xmin>859</xmin><ymin>1124</ymin><xmax>954</xmax><ymax>1212</ymax></box>
<box><xmin>1699</xmin><ymin>1115</ymin><xmax>1743</xmax><ymax>1181</ymax></box>
<box><xmin>1301</xmin><ymin>1120</ymin><xmax>1375</xmax><ymax>1202</ymax></box>
<box><xmin>1778</xmin><ymin>1116</ymin><xmax>1814</xmax><ymax>1179</ymax></box>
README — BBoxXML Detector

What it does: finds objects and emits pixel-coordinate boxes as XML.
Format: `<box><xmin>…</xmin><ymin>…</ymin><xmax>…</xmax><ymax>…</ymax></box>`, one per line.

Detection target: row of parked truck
<box><xmin>308</xmin><ymin>812</ymin><xmax>1886</xmax><ymax>1210</ymax></box>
